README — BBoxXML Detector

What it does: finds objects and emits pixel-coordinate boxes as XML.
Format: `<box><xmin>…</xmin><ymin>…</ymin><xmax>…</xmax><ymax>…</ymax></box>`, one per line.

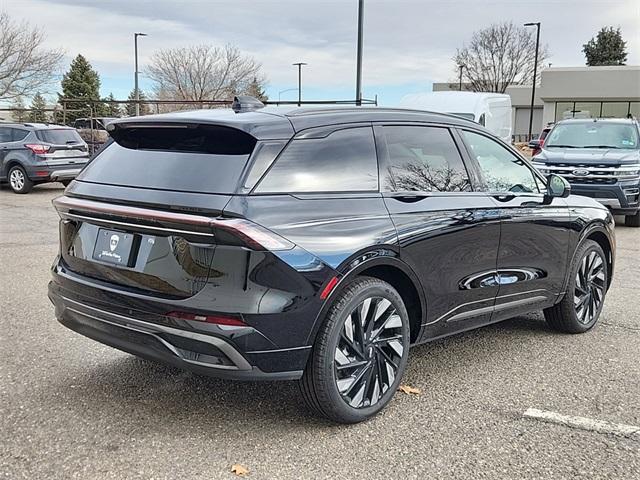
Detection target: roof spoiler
<box><xmin>232</xmin><ymin>95</ymin><xmax>265</xmax><ymax>113</ymax></box>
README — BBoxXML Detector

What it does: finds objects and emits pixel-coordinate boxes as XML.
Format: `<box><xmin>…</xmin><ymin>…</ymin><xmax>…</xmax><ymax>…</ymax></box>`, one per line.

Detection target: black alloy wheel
<box><xmin>544</xmin><ymin>240</ymin><xmax>608</xmax><ymax>333</ymax></box>
<box><xmin>334</xmin><ymin>296</ymin><xmax>405</xmax><ymax>408</ymax></box>
<box><xmin>300</xmin><ymin>277</ymin><xmax>410</xmax><ymax>423</ymax></box>
<box><xmin>573</xmin><ymin>249</ymin><xmax>606</xmax><ymax>325</ymax></box>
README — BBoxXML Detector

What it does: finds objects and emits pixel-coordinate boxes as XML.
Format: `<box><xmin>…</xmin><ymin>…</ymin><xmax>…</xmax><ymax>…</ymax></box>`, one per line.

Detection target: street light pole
<box><xmin>355</xmin><ymin>0</ymin><xmax>364</xmax><ymax>105</ymax></box>
<box><xmin>278</xmin><ymin>88</ymin><xmax>298</xmax><ymax>102</ymax></box>
<box><xmin>458</xmin><ymin>64</ymin><xmax>465</xmax><ymax>91</ymax></box>
<box><xmin>524</xmin><ymin>22</ymin><xmax>540</xmax><ymax>141</ymax></box>
<box><xmin>292</xmin><ymin>62</ymin><xmax>307</xmax><ymax>107</ymax></box>
<box><xmin>134</xmin><ymin>32</ymin><xmax>147</xmax><ymax>116</ymax></box>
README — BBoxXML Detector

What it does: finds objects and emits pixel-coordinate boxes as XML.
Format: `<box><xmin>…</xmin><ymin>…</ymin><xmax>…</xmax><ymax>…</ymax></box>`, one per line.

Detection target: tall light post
<box><xmin>355</xmin><ymin>0</ymin><xmax>364</xmax><ymax>105</ymax></box>
<box><xmin>524</xmin><ymin>22</ymin><xmax>540</xmax><ymax>141</ymax></box>
<box><xmin>134</xmin><ymin>32</ymin><xmax>147</xmax><ymax>116</ymax></box>
<box><xmin>292</xmin><ymin>62</ymin><xmax>307</xmax><ymax>106</ymax></box>
<box><xmin>458</xmin><ymin>64</ymin><xmax>465</xmax><ymax>91</ymax></box>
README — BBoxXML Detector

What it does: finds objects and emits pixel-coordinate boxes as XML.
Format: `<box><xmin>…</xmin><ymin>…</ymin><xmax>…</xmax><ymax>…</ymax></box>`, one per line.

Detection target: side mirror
<box><xmin>546</xmin><ymin>174</ymin><xmax>571</xmax><ymax>198</ymax></box>
<box><xmin>528</xmin><ymin>139</ymin><xmax>541</xmax><ymax>148</ymax></box>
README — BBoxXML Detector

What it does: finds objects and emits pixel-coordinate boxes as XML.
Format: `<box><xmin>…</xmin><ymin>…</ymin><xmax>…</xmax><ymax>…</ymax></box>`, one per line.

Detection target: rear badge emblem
<box><xmin>110</xmin><ymin>234</ymin><xmax>120</xmax><ymax>252</ymax></box>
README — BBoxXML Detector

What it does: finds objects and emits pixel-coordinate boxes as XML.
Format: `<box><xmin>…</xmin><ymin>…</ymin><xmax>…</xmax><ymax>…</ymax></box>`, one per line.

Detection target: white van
<box><xmin>399</xmin><ymin>92</ymin><xmax>513</xmax><ymax>143</ymax></box>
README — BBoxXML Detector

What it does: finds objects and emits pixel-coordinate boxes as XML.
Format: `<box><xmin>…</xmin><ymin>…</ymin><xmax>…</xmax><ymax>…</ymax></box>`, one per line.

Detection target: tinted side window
<box><xmin>0</xmin><ymin>128</ymin><xmax>12</xmax><ymax>143</ymax></box>
<box><xmin>461</xmin><ymin>130</ymin><xmax>539</xmax><ymax>193</ymax></box>
<box><xmin>255</xmin><ymin>127</ymin><xmax>378</xmax><ymax>193</ymax></box>
<box><xmin>381</xmin><ymin>126</ymin><xmax>471</xmax><ymax>193</ymax></box>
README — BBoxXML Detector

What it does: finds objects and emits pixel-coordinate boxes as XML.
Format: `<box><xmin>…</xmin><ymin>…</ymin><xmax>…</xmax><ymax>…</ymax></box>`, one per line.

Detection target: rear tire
<box><xmin>544</xmin><ymin>240</ymin><xmax>607</xmax><ymax>333</ymax></box>
<box><xmin>300</xmin><ymin>276</ymin><xmax>410</xmax><ymax>424</ymax></box>
<box><xmin>625</xmin><ymin>211</ymin><xmax>640</xmax><ymax>227</ymax></box>
<box><xmin>8</xmin><ymin>165</ymin><xmax>33</xmax><ymax>194</ymax></box>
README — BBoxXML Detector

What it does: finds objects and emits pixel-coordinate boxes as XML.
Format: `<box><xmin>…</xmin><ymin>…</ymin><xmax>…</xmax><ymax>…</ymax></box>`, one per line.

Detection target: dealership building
<box><xmin>434</xmin><ymin>65</ymin><xmax>640</xmax><ymax>139</ymax></box>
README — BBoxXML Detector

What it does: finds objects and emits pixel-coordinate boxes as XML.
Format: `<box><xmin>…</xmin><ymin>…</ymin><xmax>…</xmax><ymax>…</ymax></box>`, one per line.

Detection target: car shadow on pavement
<box><xmin>46</xmin><ymin>313</ymin><xmax>556</xmax><ymax>430</ymax></box>
<box><xmin>53</xmin><ymin>353</ymin><xmax>332</xmax><ymax>430</ymax></box>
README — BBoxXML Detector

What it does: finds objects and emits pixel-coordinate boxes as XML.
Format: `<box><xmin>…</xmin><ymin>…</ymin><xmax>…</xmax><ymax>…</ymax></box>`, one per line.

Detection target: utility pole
<box><xmin>355</xmin><ymin>0</ymin><xmax>364</xmax><ymax>105</ymax></box>
<box><xmin>134</xmin><ymin>32</ymin><xmax>147</xmax><ymax>116</ymax></box>
<box><xmin>458</xmin><ymin>64</ymin><xmax>465</xmax><ymax>91</ymax></box>
<box><xmin>524</xmin><ymin>22</ymin><xmax>540</xmax><ymax>141</ymax></box>
<box><xmin>292</xmin><ymin>62</ymin><xmax>307</xmax><ymax>107</ymax></box>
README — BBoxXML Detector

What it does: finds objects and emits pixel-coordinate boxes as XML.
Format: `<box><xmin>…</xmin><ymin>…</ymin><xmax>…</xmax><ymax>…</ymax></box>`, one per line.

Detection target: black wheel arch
<box><xmin>307</xmin><ymin>249</ymin><xmax>427</xmax><ymax>345</ymax></box>
<box><xmin>562</xmin><ymin>222</ymin><xmax>615</xmax><ymax>294</ymax></box>
<box><xmin>4</xmin><ymin>158</ymin><xmax>28</xmax><ymax>177</ymax></box>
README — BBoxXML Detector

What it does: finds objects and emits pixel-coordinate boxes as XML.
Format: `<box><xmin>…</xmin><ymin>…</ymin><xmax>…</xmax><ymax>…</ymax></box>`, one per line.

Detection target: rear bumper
<box><xmin>48</xmin><ymin>276</ymin><xmax>310</xmax><ymax>381</ymax></box>
<box><xmin>25</xmin><ymin>163</ymin><xmax>85</xmax><ymax>182</ymax></box>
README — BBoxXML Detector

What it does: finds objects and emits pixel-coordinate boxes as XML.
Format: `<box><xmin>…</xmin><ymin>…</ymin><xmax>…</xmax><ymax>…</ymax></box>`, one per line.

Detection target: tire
<box><xmin>625</xmin><ymin>211</ymin><xmax>640</xmax><ymax>228</ymax></box>
<box><xmin>544</xmin><ymin>240</ymin><xmax>608</xmax><ymax>333</ymax></box>
<box><xmin>8</xmin><ymin>165</ymin><xmax>33</xmax><ymax>194</ymax></box>
<box><xmin>300</xmin><ymin>276</ymin><xmax>410</xmax><ymax>423</ymax></box>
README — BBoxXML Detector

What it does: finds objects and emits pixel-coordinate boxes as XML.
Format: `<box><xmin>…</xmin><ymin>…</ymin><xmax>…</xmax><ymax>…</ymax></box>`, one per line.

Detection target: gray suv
<box><xmin>0</xmin><ymin>123</ymin><xmax>89</xmax><ymax>194</ymax></box>
<box><xmin>531</xmin><ymin>118</ymin><xmax>640</xmax><ymax>227</ymax></box>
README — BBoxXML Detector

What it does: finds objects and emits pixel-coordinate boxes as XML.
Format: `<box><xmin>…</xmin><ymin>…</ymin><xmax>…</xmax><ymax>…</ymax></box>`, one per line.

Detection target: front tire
<box><xmin>300</xmin><ymin>277</ymin><xmax>410</xmax><ymax>424</ymax></box>
<box><xmin>8</xmin><ymin>165</ymin><xmax>33</xmax><ymax>194</ymax></box>
<box><xmin>625</xmin><ymin>211</ymin><xmax>640</xmax><ymax>227</ymax></box>
<box><xmin>544</xmin><ymin>240</ymin><xmax>608</xmax><ymax>333</ymax></box>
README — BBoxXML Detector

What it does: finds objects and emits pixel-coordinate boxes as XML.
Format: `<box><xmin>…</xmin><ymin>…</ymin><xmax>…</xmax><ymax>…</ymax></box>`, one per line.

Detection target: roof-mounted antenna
<box><xmin>232</xmin><ymin>96</ymin><xmax>265</xmax><ymax>113</ymax></box>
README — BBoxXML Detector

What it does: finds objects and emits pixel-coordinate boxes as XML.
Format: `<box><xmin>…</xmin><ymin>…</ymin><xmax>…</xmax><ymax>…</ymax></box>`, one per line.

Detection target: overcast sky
<box><xmin>3</xmin><ymin>0</ymin><xmax>639</xmax><ymax>105</ymax></box>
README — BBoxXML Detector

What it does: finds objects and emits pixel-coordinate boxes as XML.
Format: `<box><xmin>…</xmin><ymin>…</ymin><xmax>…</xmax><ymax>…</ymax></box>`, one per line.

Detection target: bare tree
<box><xmin>0</xmin><ymin>12</ymin><xmax>64</xmax><ymax>102</ymax></box>
<box><xmin>453</xmin><ymin>21</ymin><xmax>548</xmax><ymax>93</ymax></box>
<box><xmin>147</xmin><ymin>44</ymin><xmax>264</xmax><ymax>102</ymax></box>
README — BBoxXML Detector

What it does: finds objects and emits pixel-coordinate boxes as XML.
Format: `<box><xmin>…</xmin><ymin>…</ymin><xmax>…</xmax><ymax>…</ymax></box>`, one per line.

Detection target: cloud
<box><xmin>2</xmin><ymin>0</ymin><xmax>639</xmax><ymax>102</ymax></box>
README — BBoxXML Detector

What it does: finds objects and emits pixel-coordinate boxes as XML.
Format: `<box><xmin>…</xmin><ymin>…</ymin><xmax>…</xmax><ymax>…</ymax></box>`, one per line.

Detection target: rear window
<box><xmin>76</xmin><ymin>124</ymin><xmax>257</xmax><ymax>194</ymax></box>
<box><xmin>36</xmin><ymin>129</ymin><xmax>83</xmax><ymax>145</ymax></box>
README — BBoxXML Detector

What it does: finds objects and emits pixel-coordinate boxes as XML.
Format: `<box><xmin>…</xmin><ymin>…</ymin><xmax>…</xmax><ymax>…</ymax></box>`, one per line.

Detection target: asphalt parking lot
<box><xmin>1</xmin><ymin>184</ymin><xmax>638</xmax><ymax>480</ymax></box>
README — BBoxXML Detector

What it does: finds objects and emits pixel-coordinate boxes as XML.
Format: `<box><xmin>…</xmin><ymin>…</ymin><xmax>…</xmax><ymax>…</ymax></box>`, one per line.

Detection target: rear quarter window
<box><xmin>255</xmin><ymin>127</ymin><xmax>378</xmax><ymax>193</ymax></box>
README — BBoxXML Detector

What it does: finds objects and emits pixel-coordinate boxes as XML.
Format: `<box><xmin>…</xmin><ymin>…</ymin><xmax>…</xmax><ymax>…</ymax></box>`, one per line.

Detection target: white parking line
<box><xmin>523</xmin><ymin>408</ymin><xmax>640</xmax><ymax>439</ymax></box>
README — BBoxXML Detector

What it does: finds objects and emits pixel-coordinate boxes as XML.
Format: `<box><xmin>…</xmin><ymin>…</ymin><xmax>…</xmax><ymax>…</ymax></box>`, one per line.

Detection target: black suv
<box><xmin>49</xmin><ymin>100</ymin><xmax>615</xmax><ymax>423</ymax></box>
<box><xmin>531</xmin><ymin>118</ymin><xmax>640</xmax><ymax>227</ymax></box>
<box><xmin>0</xmin><ymin>123</ymin><xmax>89</xmax><ymax>193</ymax></box>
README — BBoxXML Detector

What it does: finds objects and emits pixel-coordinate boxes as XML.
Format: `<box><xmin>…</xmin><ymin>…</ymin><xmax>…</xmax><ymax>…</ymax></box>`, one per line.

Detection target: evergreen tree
<box><xmin>29</xmin><ymin>92</ymin><xmax>47</xmax><ymax>123</ymax></box>
<box><xmin>125</xmin><ymin>88</ymin><xmax>150</xmax><ymax>116</ymax></box>
<box><xmin>10</xmin><ymin>96</ymin><xmax>27</xmax><ymax>122</ymax></box>
<box><xmin>244</xmin><ymin>77</ymin><xmax>268</xmax><ymax>102</ymax></box>
<box><xmin>103</xmin><ymin>92</ymin><xmax>122</xmax><ymax>117</ymax></box>
<box><xmin>58</xmin><ymin>54</ymin><xmax>106</xmax><ymax>123</ymax></box>
<box><xmin>583</xmin><ymin>27</ymin><xmax>628</xmax><ymax>66</ymax></box>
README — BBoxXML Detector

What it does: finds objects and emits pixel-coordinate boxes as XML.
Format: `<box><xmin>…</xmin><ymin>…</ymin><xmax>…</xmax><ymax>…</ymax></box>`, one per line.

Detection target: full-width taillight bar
<box><xmin>52</xmin><ymin>195</ymin><xmax>294</xmax><ymax>251</ymax></box>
